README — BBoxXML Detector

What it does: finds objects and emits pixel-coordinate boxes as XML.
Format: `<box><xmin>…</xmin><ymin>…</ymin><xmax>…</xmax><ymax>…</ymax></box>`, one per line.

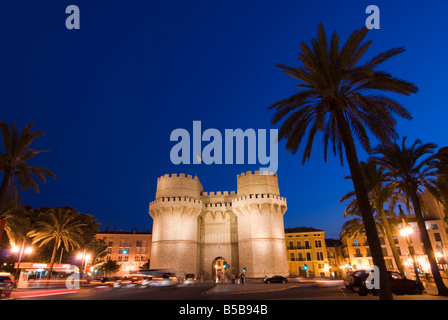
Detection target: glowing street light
<box><xmin>398</xmin><ymin>205</ymin><xmax>420</xmax><ymax>281</ymax></box>
<box><xmin>77</xmin><ymin>250</ymin><xmax>92</xmax><ymax>280</ymax></box>
<box><xmin>11</xmin><ymin>241</ymin><xmax>33</xmax><ymax>281</ymax></box>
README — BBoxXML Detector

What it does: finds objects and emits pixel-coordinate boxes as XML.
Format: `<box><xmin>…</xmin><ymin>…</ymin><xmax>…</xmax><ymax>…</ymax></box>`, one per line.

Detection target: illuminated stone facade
<box><xmin>148</xmin><ymin>171</ymin><xmax>289</xmax><ymax>279</ymax></box>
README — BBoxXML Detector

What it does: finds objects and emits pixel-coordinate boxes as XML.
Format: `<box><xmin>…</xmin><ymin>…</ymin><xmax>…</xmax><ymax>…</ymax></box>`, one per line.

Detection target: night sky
<box><xmin>1</xmin><ymin>1</ymin><xmax>447</xmax><ymax>238</ymax></box>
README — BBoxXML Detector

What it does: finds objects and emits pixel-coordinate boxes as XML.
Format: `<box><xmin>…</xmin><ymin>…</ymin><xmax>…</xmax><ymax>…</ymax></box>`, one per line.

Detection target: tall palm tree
<box><xmin>341</xmin><ymin>160</ymin><xmax>405</xmax><ymax>275</ymax></box>
<box><xmin>269</xmin><ymin>23</ymin><xmax>418</xmax><ymax>299</ymax></box>
<box><xmin>371</xmin><ymin>137</ymin><xmax>448</xmax><ymax>296</ymax></box>
<box><xmin>0</xmin><ymin>121</ymin><xmax>56</xmax><ymax>245</ymax></box>
<box><xmin>27</xmin><ymin>207</ymin><xmax>85</xmax><ymax>277</ymax></box>
<box><xmin>0</xmin><ymin>205</ymin><xmax>31</xmax><ymax>246</ymax></box>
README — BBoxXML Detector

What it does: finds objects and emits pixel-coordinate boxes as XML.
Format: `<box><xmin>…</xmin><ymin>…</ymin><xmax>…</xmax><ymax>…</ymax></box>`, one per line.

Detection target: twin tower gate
<box><xmin>148</xmin><ymin>171</ymin><xmax>289</xmax><ymax>280</ymax></box>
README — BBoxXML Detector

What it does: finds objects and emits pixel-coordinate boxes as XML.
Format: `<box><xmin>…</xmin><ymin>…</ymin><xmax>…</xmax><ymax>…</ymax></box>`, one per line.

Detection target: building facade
<box><xmin>148</xmin><ymin>171</ymin><xmax>289</xmax><ymax>280</ymax></box>
<box><xmin>340</xmin><ymin>192</ymin><xmax>448</xmax><ymax>279</ymax></box>
<box><xmin>285</xmin><ymin>227</ymin><xmax>330</xmax><ymax>277</ymax></box>
<box><xmin>95</xmin><ymin>231</ymin><xmax>152</xmax><ymax>276</ymax></box>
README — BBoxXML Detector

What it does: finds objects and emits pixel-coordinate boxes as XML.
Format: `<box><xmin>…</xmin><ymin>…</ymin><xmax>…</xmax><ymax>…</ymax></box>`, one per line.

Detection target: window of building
<box><xmin>353</xmin><ymin>239</ymin><xmax>359</xmax><ymax>246</ymax></box>
<box><xmin>135</xmin><ymin>256</ymin><xmax>140</xmax><ymax>261</ymax></box>
<box><xmin>355</xmin><ymin>248</ymin><xmax>362</xmax><ymax>257</ymax></box>
<box><xmin>434</xmin><ymin>233</ymin><xmax>442</xmax><ymax>242</ymax></box>
<box><xmin>306</xmin><ymin>252</ymin><xmax>311</xmax><ymax>261</ymax></box>
<box><xmin>318</xmin><ymin>263</ymin><xmax>324</xmax><ymax>269</ymax></box>
<box><xmin>124</xmin><ymin>256</ymin><xmax>129</xmax><ymax>262</ymax></box>
<box><xmin>108</xmin><ymin>241</ymin><xmax>113</xmax><ymax>247</ymax></box>
<box><xmin>432</xmin><ymin>224</ymin><xmax>439</xmax><ymax>230</ymax></box>
<box><xmin>296</xmin><ymin>241</ymin><xmax>301</xmax><ymax>249</ymax></box>
<box><xmin>136</xmin><ymin>241</ymin><xmax>142</xmax><ymax>247</ymax></box>
<box><xmin>118</xmin><ymin>248</ymin><xmax>124</xmax><ymax>254</ymax></box>
<box><xmin>118</xmin><ymin>256</ymin><xmax>122</xmax><ymax>261</ymax></box>
<box><xmin>396</xmin><ymin>247</ymin><xmax>402</xmax><ymax>256</ymax></box>
<box><xmin>298</xmin><ymin>253</ymin><xmax>304</xmax><ymax>261</ymax></box>
<box><xmin>289</xmin><ymin>241</ymin><xmax>294</xmax><ymax>249</ymax></box>
<box><xmin>381</xmin><ymin>247</ymin><xmax>388</xmax><ymax>257</ymax></box>
<box><xmin>393</xmin><ymin>237</ymin><xmax>399</xmax><ymax>244</ymax></box>
<box><xmin>107</xmin><ymin>248</ymin><xmax>112</xmax><ymax>254</ymax></box>
<box><xmin>316</xmin><ymin>252</ymin><xmax>324</xmax><ymax>261</ymax></box>
<box><xmin>379</xmin><ymin>237</ymin><xmax>386</xmax><ymax>245</ymax></box>
<box><xmin>305</xmin><ymin>241</ymin><xmax>310</xmax><ymax>249</ymax></box>
<box><xmin>315</xmin><ymin>240</ymin><xmax>322</xmax><ymax>248</ymax></box>
<box><xmin>290</xmin><ymin>253</ymin><xmax>295</xmax><ymax>261</ymax></box>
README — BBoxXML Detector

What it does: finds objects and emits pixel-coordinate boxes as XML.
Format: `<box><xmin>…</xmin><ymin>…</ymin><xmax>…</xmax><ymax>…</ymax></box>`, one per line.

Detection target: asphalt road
<box><xmin>11</xmin><ymin>281</ymin><xmax>448</xmax><ymax>300</ymax></box>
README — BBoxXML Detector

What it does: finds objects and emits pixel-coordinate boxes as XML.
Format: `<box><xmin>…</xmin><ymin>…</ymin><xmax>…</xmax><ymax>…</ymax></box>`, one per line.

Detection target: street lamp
<box><xmin>398</xmin><ymin>205</ymin><xmax>420</xmax><ymax>281</ymax></box>
<box><xmin>11</xmin><ymin>241</ymin><xmax>33</xmax><ymax>283</ymax></box>
<box><xmin>77</xmin><ymin>250</ymin><xmax>91</xmax><ymax>280</ymax></box>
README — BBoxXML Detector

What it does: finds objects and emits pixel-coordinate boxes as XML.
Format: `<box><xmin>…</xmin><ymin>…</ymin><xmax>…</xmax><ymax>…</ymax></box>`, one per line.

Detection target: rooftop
<box><xmin>285</xmin><ymin>227</ymin><xmax>324</xmax><ymax>234</ymax></box>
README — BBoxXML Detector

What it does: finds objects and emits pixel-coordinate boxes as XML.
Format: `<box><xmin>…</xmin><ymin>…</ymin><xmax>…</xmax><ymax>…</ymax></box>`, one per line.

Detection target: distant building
<box><xmin>95</xmin><ymin>231</ymin><xmax>152</xmax><ymax>276</ymax></box>
<box><xmin>340</xmin><ymin>191</ymin><xmax>448</xmax><ymax>278</ymax></box>
<box><xmin>325</xmin><ymin>238</ymin><xmax>344</xmax><ymax>277</ymax></box>
<box><xmin>284</xmin><ymin>227</ymin><xmax>330</xmax><ymax>277</ymax></box>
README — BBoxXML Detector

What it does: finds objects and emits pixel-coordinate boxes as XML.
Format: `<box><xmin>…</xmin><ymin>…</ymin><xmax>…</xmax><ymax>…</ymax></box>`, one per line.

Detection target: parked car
<box><xmin>183</xmin><ymin>274</ymin><xmax>196</xmax><ymax>285</ymax></box>
<box><xmin>344</xmin><ymin>270</ymin><xmax>369</xmax><ymax>291</ymax></box>
<box><xmin>358</xmin><ymin>271</ymin><xmax>425</xmax><ymax>296</ymax></box>
<box><xmin>264</xmin><ymin>275</ymin><xmax>288</xmax><ymax>284</ymax></box>
<box><xmin>0</xmin><ymin>273</ymin><xmax>14</xmax><ymax>298</ymax></box>
<box><xmin>90</xmin><ymin>276</ymin><xmax>122</xmax><ymax>289</ymax></box>
<box><xmin>148</xmin><ymin>272</ymin><xmax>179</xmax><ymax>287</ymax></box>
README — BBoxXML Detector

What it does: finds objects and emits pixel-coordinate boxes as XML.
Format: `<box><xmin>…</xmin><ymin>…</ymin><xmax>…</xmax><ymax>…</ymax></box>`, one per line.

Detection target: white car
<box><xmin>183</xmin><ymin>274</ymin><xmax>196</xmax><ymax>285</ymax></box>
<box><xmin>148</xmin><ymin>272</ymin><xmax>178</xmax><ymax>287</ymax></box>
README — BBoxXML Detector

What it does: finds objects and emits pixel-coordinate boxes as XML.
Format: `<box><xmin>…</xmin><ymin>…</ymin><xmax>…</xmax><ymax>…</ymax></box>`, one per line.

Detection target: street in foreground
<box><xmin>8</xmin><ymin>280</ymin><xmax>448</xmax><ymax>300</ymax></box>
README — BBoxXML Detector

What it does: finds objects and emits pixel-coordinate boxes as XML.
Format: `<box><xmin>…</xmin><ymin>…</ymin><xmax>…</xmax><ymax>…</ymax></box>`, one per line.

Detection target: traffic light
<box><xmin>243</xmin><ymin>267</ymin><xmax>246</xmax><ymax>273</ymax></box>
<box><xmin>123</xmin><ymin>249</ymin><xmax>128</xmax><ymax>254</ymax></box>
<box><xmin>304</xmin><ymin>264</ymin><xmax>308</xmax><ymax>271</ymax></box>
<box><xmin>223</xmin><ymin>262</ymin><xmax>227</xmax><ymax>270</ymax></box>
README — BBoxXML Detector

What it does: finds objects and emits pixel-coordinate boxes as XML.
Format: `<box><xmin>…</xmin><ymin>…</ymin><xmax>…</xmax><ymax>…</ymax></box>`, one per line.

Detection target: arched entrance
<box><xmin>212</xmin><ymin>256</ymin><xmax>228</xmax><ymax>283</ymax></box>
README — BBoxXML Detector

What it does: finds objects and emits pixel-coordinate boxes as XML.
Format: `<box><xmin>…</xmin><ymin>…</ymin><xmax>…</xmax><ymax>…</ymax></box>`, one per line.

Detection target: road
<box><xmin>10</xmin><ymin>281</ymin><xmax>448</xmax><ymax>300</ymax></box>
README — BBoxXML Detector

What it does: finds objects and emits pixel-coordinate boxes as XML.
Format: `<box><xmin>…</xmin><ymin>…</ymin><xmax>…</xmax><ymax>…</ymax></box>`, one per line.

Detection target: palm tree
<box><xmin>341</xmin><ymin>160</ymin><xmax>405</xmax><ymax>275</ymax></box>
<box><xmin>0</xmin><ymin>121</ymin><xmax>56</xmax><ymax>245</ymax></box>
<box><xmin>269</xmin><ymin>23</ymin><xmax>418</xmax><ymax>299</ymax></box>
<box><xmin>0</xmin><ymin>205</ymin><xmax>31</xmax><ymax>246</ymax></box>
<box><xmin>371</xmin><ymin>137</ymin><xmax>448</xmax><ymax>296</ymax></box>
<box><xmin>27</xmin><ymin>207</ymin><xmax>85</xmax><ymax>277</ymax></box>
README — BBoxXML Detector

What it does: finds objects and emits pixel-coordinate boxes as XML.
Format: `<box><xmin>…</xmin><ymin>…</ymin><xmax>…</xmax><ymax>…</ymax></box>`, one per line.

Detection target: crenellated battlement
<box><xmin>150</xmin><ymin>196</ymin><xmax>202</xmax><ymax>204</ymax></box>
<box><xmin>236</xmin><ymin>170</ymin><xmax>277</xmax><ymax>178</ymax></box>
<box><xmin>157</xmin><ymin>173</ymin><xmax>199</xmax><ymax>181</ymax></box>
<box><xmin>232</xmin><ymin>193</ymin><xmax>286</xmax><ymax>203</ymax></box>
<box><xmin>202</xmin><ymin>191</ymin><xmax>236</xmax><ymax>196</ymax></box>
<box><xmin>204</xmin><ymin>202</ymin><xmax>233</xmax><ymax>208</ymax></box>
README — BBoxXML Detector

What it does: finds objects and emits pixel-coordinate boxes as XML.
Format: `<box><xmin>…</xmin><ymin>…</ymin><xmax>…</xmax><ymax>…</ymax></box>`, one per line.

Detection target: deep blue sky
<box><xmin>1</xmin><ymin>1</ymin><xmax>447</xmax><ymax>238</ymax></box>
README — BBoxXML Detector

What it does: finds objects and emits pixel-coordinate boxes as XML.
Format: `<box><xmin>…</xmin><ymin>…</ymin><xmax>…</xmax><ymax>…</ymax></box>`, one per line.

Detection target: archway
<box><xmin>212</xmin><ymin>256</ymin><xmax>228</xmax><ymax>283</ymax></box>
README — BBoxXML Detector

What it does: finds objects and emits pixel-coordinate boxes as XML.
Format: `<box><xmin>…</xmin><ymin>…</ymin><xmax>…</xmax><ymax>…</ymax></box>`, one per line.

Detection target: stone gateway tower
<box><xmin>148</xmin><ymin>171</ymin><xmax>288</xmax><ymax>280</ymax></box>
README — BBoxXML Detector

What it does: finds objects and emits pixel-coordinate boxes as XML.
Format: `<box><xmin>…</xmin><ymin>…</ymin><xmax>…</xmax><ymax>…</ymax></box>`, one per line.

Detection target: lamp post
<box><xmin>76</xmin><ymin>250</ymin><xmax>91</xmax><ymax>280</ymax></box>
<box><xmin>11</xmin><ymin>240</ymin><xmax>33</xmax><ymax>284</ymax></box>
<box><xmin>398</xmin><ymin>205</ymin><xmax>420</xmax><ymax>281</ymax></box>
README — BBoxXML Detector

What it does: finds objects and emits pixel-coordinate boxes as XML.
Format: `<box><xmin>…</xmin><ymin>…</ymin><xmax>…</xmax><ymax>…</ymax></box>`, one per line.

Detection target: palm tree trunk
<box><xmin>0</xmin><ymin>170</ymin><xmax>12</xmax><ymax>214</ymax></box>
<box><xmin>0</xmin><ymin>170</ymin><xmax>12</xmax><ymax>249</ymax></box>
<box><xmin>410</xmin><ymin>191</ymin><xmax>448</xmax><ymax>296</ymax></box>
<box><xmin>48</xmin><ymin>238</ymin><xmax>59</xmax><ymax>278</ymax></box>
<box><xmin>378</xmin><ymin>208</ymin><xmax>405</xmax><ymax>275</ymax></box>
<box><xmin>335</xmin><ymin>109</ymin><xmax>393</xmax><ymax>300</ymax></box>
